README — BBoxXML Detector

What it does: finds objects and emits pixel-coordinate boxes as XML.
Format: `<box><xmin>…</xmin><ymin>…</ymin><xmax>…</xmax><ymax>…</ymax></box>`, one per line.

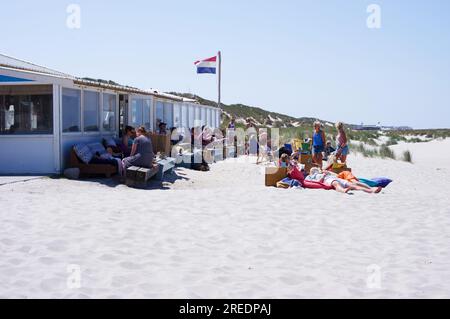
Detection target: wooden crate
<box><xmin>265</xmin><ymin>167</ymin><xmax>287</xmax><ymax>187</ymax></box>
<box><xmin>148</xmin><ymin>133</ymin><xmax>171</xmax><ymax>156</ymax></box>
<box><xmin>126</xmin><ymin>165</ymin><xmax>159</xmax><ymax>188</ymax></box>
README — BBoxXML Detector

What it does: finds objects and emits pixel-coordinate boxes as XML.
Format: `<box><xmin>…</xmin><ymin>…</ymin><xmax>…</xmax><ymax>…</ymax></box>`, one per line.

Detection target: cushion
<box><xmin>358</xmin><ymin>178</ymin><xmax>379</xmax><ymax>187</ymax></box>
<box><xmin>104</xmin><ymin>137</ymin><xmax>117</xmax><ymax>147</ymax></box>
<box><xmin>74</xmin><ymin>144</ymin><xmax>94</xmax><ymax>164</ymax></box>
<box><xmin>358</xmin><ymin>177</ymin><xmax>393</xmax><ymax>188</ymax></box>
<box><xmin>371</xmin><ymin>177</ymin><xmax>393</xmax><ymax>188</ymax></box>
<box><xmin>88</xmin><ymin>142</ymin><xmax>107</xmax><ymax>156</ymax></box>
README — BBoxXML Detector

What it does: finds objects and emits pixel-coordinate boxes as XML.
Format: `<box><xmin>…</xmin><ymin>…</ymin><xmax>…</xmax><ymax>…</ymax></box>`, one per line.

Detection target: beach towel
<box><xmin>358</xmin><ymin>177</ymin><xmax>393</xmax><ymax>188</ymax></box>
<box><xmin>276</xmin><ymin>178</ymin><xmax>302</xmax><ymax>189</ymax></box>
<box><xmin>371</xmin><ymin>177</ymin><xmax>393</xmax><ymax>188</ymax></box>
<box><xmin>302</xmin><ymin>180</ymin><xmax>334</xmax><ymax>190</ymax></box>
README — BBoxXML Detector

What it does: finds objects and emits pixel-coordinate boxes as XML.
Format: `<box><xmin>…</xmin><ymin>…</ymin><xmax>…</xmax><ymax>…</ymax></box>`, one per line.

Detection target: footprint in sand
<box><xmin>46</xmin><ymin>240</ymin><xmax>68</xmax><ymax>252</ymax></box>
<box><xmin>38</xmin><ymin>256</ymin><xmax>57</xmax><ymax>265</ymax></box>
<box><xmin>40</xmin><ymin>277</ymin><xmax>64</xmax><ymax>290</ymax></box>
<box><xmin>1</xmin><ymin>238</ymin><xmax>14</xmax><ymax>246</ymax></box>
<box><xmin>119</xmin><ymin>261</ymin><xmax>141</xmax><ymax>270</ymax></box>
<box><xmin>99</xmin><ymin>254</ymin><xmax>118</xmax><ymax>262</ymax></box>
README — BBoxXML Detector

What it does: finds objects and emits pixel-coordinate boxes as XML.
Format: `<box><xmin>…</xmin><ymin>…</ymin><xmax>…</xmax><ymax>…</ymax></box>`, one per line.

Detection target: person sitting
<box><xmin>312</xmin><ymin>121</ymin><xmax>326</xmax><ymax>168</ymax></box>
<box><xmin>158</xmin><ymin>122</ymin><xmax>168</xmax><ymax>135</ymax></box>
<box><xmin>122</xmin><ymin>126</ymin><xmax>155</xmax><ymax>173</ymax></box>
<box><xmin>228</xmin><ymin>118</ymin><xmax>236</xmax><ymax>129</ymax></box>
<box><xmin>202</xmin><ymin>126</ymin><xmax>213</xmax><ymax>147</ymax></box>
<box><xmin>170</xmin><ymin>127</ymin><xmax>184</xmax><ymax>145</ymax></box>
<box><xmin>121</xmin><ymin>125</ymin><xmax>136</xmax><ymax>157</ymax></box>
<box><xmin>323</xmin><ymin>141</ymin><xmax>336</xmax><ymax>161</ymax></box>
<box><xmin>279</xmin><ymin>153</ymin><xmax>290</xmax><ymax>167</ymax></box>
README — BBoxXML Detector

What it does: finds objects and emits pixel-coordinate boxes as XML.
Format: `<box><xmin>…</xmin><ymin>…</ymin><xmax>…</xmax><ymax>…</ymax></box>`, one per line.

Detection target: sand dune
<box><xmin>1</xmin><ymin>140</ymin><xmax>450</xmax><ymax>298</ymax></box>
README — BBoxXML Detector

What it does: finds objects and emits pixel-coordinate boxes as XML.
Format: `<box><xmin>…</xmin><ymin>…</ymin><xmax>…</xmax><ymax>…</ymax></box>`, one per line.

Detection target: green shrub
<box><xmin>385</xmin><ymin>137</ymin><xmax>399</xmax><ymax>146</ymax></box>
<box><xmin>379</xmin><ymin>144</ymin><xmax>396</xmax><ymax>159</ymax></box>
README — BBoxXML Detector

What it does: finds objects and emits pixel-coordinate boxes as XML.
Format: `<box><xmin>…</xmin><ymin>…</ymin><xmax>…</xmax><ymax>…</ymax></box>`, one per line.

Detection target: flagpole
<box><xmin>217</xmin><ymin>51</ymin><xmax>221</xmax><ymax>109</ymax></box>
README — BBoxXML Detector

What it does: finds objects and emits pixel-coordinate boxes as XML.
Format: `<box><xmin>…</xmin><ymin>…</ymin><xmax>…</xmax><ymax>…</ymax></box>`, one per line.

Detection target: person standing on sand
<box><xmin>335</xmin><ymin>122</ymin><xmax>349</xmax><ymax>163</ymax></box>
<box><xmin>312</xmin><ymin>121</ymin><xmax>326</xmax><ymax>168</ymax></box>
<box><xmin>228</xmin><ymin>118</ymin><xmax>236</xmax><ymax>129</ymax></box>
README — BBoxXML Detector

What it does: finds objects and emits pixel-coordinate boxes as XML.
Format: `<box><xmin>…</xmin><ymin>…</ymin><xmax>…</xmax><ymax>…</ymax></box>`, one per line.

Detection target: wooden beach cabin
<box><xmin>0</xmin><ymin>53</ymin><xmax>222</xmax><ymax>175</ymax></box>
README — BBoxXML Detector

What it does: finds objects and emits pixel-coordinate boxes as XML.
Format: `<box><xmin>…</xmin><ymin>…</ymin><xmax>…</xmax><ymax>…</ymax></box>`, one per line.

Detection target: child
<box><xmin>279</xmin><ymin>153</ymin><xmax>290</xmax><ymax>167</ymax></box>
<box><xmin>312</xmin><ymin>121</ymin><xmax>326</xmax><ymax>168</ymax></box>
<box><xmin>323</xmin><ymin>141</ymin><xmax>336</xmax><ymax>161</ymax></box>
<box><xmin>335</xmin><ymin>122</ymin><xmax>349</xmax><ymax>163</ymax></box>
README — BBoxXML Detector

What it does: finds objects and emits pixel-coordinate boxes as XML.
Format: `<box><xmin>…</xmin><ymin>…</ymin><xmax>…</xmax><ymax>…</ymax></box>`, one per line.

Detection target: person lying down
<box><xmin>306</xmin><ymin>167</ymin><xmax>382</xmax><ymax>194</ymax></box>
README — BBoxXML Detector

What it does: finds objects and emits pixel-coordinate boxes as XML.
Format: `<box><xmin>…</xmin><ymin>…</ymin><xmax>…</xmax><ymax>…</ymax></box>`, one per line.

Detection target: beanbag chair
<box><xmin>371</xmin><ymin>177</ymin><xmax>393</xmax><ymax>188</ymax></box>
<box><xmin>358</xmin><ymin>178</ymin><xmax>378</xmax><ymax>187</ymax></box>
<box><xmin>288</xmin><ymin>166</ymin><xmax>305</xmax><ymax>183</ymax></box>
<box><xmin>358</xmin><ymin>177</ymin><xmax>393</xmax><ymax>188</ymax></box>
<box><xmin>303</xmin><ymin>180</ymin><xmax>333</xmax><ymax>190</ymax></box>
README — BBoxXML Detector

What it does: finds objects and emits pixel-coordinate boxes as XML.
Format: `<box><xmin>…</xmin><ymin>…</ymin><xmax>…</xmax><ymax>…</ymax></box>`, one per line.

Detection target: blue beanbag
<box><xmin>358</xmin><ymin>178</ymin><xmax>379</xmax><ymax>187</ymax></box>
<box><xmin>371</xmin><ymin>177</ymin><xmax>393</xmax><ymax>188</ymax></box>
<box><xmin>358</xmin><ymin>177</ymin><xmax>393</xmax><ymax>188</ymax></box>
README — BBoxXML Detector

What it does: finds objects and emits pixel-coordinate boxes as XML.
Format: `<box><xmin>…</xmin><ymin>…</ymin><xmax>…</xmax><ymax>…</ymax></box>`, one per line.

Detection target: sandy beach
<box><xmin>1</xmin><ymin>139</ymin><xmax>450</xmax><ymax>299</ymax></box>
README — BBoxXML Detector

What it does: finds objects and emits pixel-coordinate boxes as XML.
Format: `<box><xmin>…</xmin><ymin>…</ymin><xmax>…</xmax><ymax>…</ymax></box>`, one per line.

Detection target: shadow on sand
<box><xmin>56</xmin><ymin>167</ymin><xmax>190</xmax><ymax>190</ymax></box>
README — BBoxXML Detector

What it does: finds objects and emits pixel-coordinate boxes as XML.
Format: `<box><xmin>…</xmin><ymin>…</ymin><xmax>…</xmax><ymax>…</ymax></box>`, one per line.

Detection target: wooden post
<box><xmin>217</xmin><ymin>51</ymin><xmax>222</xmax><ymax>109</ymax></box>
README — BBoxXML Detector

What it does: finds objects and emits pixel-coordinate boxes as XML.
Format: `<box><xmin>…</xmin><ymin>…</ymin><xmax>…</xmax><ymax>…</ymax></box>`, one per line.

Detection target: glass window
<box><xmin>103</xmin><ymin>93</ymin><xmax>116</xmax><ymax>131</ymax></box>
<box><xmin>143</xmin><ymin>99</ymin><xmax>152</xmax><ymax>130</ymax></box>
<box><xmin>62</xmin><ymin>88</ymin><xmax>81</xmax><ymax>133</ymax></box>
<box><xmin>173</xmin><ymin>104</ymin><xmax>181</xmax><ymax>128</ymax></box>
<box><xmin>83</xmin><ymin>90</ymin><xmax>99</xmax><ymax>132</ymax></box>
<box><xmin>206</xmin><ymin>108</ymin><xmax>212</xmax><ymax>127</ymax></box>
<box><xmin>194</xmin><ymin>107</ymin><xmax>200</xmax><ymax>127</ymax></box>
<box><xmin>216</xmin><ymin>110</ymin><xmax>220</xmax><ymax>128</ymax></box>
<box><xmin>0</xmin><ymin>89</ymin><xmax>53</xmax><ymax>135</ymax></box>
<box><xmin>156</xmin><ymin>101</ymin><xmax>164</xmax><ymax>127</ymax></box>
<box><xmin>201</xmin><ymin>108</ymin><xmax>206</xmax><ymax>126</ymax></box>
<box><xmin>188</xmin><ymin>105</ymin><xmax>195</xmax><ymax>128</ymax></box>
<box><xmin>211</xmin><ymin>110</ymin><xmax>216</xmax><ymax>128</ymax></box>
<box><xmin>130</xmin><ymin>99</ymin><xmax>143</xmax><ymax>127</ymax></box>
<box><xmin>164</xmin><ymin>102</ymin><xmax>173</xmax><ymax>128</ymax></box>
<box><xmin>181</xmin><ymin>104</ymin><xmax>188</xmax><ymax>129</ymax></box>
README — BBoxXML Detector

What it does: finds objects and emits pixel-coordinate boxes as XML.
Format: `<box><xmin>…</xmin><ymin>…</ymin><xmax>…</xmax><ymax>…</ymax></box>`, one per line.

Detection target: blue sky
<box><xmin>1</xmin><ymin>0</ymin><xmax>449</xmax><ymax>128</ymax></box>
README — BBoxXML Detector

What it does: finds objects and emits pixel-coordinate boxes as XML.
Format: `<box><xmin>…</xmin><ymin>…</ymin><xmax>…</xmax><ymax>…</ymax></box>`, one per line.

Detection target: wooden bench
<box><xmin>69</xmin><ymin>149</ymin><xmax>117</xmax><ymax>178</ymax></box>
<box><xmin>126</xmin><ymin>165</ymin><xmax>159</xmax><ymax>188</ymax></box>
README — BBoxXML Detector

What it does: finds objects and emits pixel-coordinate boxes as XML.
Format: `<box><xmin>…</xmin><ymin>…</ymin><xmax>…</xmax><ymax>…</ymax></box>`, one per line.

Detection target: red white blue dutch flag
<box><xmin>194</xmin><ymin>55</ymin><xmax>217</xmax><ymax>74</ymax></box>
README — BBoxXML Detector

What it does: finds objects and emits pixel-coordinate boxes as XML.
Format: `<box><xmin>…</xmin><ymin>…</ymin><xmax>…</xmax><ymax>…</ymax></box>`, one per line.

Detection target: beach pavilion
<box><xmin>0</xmin><ymin>53</ymin><xmax>221</xmax><ymax>175</ymax></box>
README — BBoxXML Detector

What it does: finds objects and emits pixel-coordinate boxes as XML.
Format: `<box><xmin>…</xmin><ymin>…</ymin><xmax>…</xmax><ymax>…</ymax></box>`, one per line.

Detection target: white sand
<box><xmin>1</xmin><ymin>140</ymin><xmax>450</xmax><ymax>298</ymax></box>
